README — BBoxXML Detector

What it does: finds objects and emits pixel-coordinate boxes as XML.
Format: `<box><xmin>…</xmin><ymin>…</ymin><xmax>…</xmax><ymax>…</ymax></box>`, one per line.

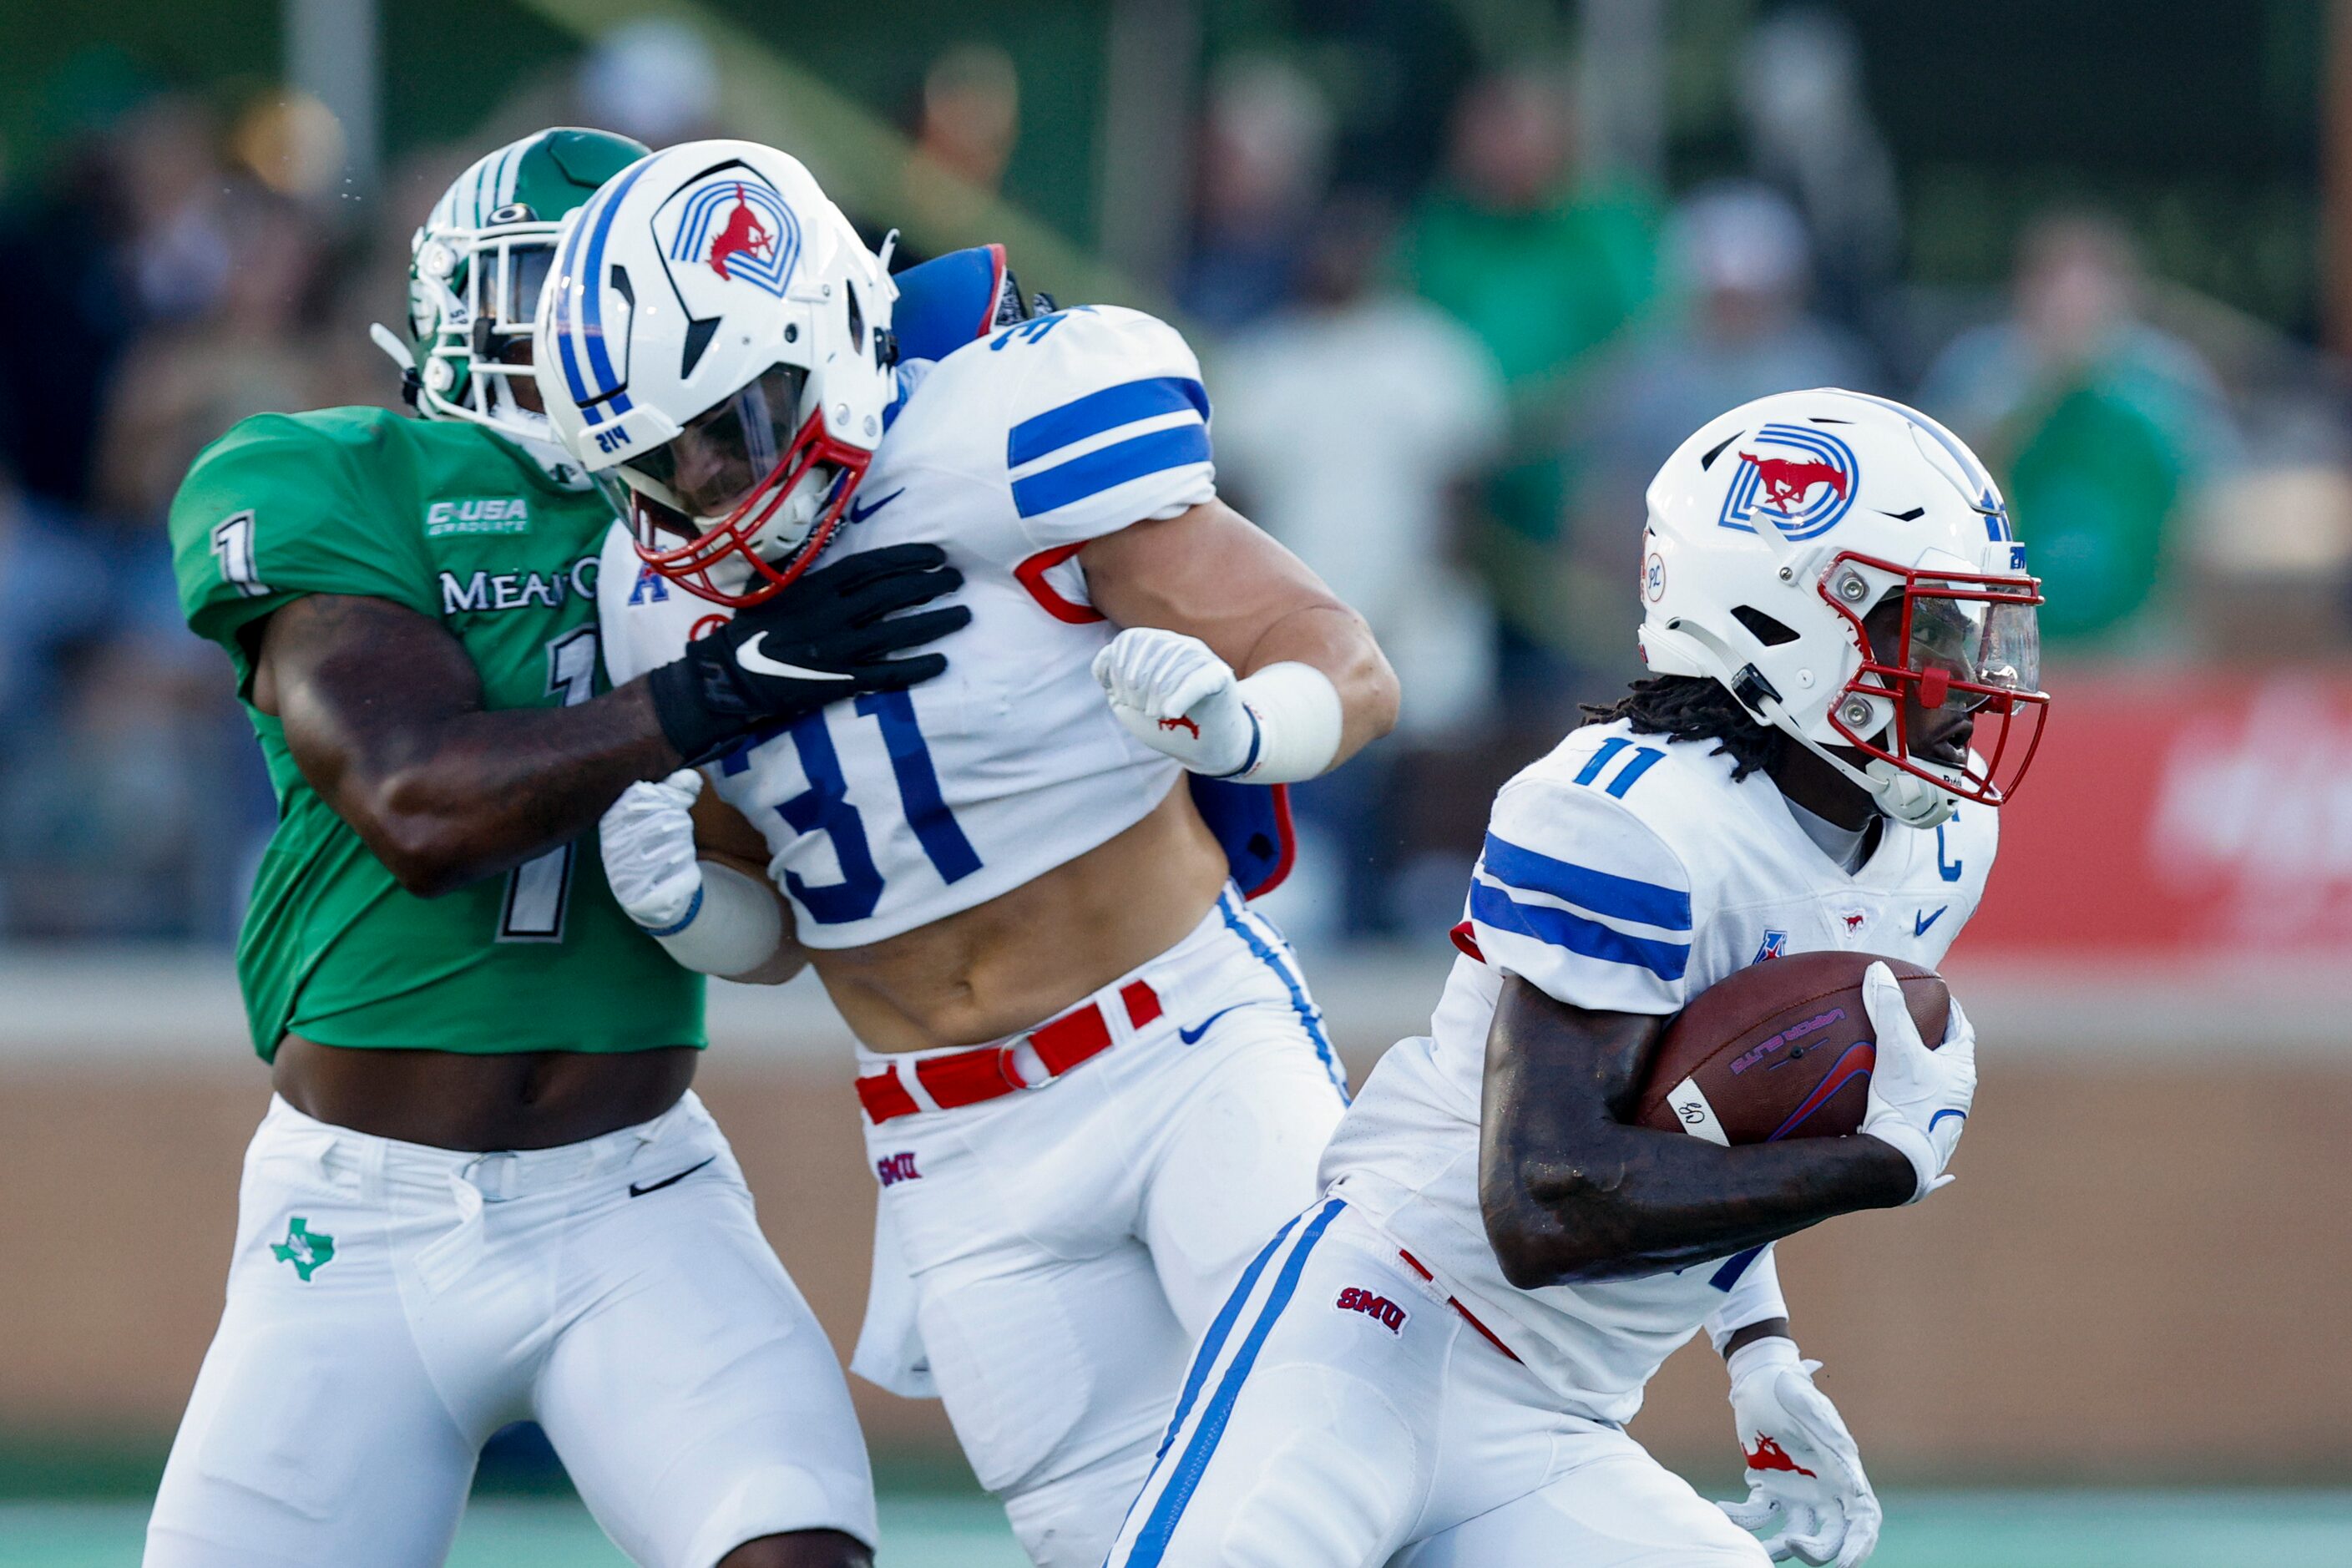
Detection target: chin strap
<box><xmin>1862</xmin><ymin>758</ymin><xmax>1957</xmax><ymax>829</ymax></box>
<box><xmin>370</xmin><ymin>323</ymin><xmax>424</xmax><ymax>410</ymax></box>
<box><xmin>1746</xmin><ymin>675</ymin><xmax>1958</xmax><ymax>831</ymax></box>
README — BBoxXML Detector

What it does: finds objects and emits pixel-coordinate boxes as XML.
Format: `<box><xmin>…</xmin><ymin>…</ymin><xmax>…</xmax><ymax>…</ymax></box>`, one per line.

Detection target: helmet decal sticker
<box><xmin>1718</xmin><ymin>422</ymin><xmax>1859</xmax><ymax>541</ymax></box>
<box><xmin>669</xmin><ymin>176</ymin><xmax>800</xmax><ymax>296</ymax></box>
<box><xmin>553</xmin><ymin>155</ymin><xmax>658</xmax><ymax>427</ymax></box>
<box><xmin>1976</xmin><ymin>485</ymin><xmax>2015</xmax><ymax>542</ymax></box>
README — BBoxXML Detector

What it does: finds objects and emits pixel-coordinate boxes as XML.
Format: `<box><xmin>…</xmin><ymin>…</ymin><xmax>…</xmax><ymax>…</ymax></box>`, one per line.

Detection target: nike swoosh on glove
<box><xmin>600</xmin><ymin>769</ymin><xmax>706</xmax><ymax>933</ymax></box>
<box><xmin>1857</xmin><ymin>962</ymin><xmax>1977</xmax><ymax>1203</ymax></box>
<box><xmin>1717</xmin><ymin>1338</ymin><xmax>1882</xmax><ymax>1568</ymax></box>
<box><xmin>647</xmin><ymin>543</ymin><xmax>971</xmax><ymax>765</ymax></box>
<box><xmin>1092</xmin><ymin>628</ymin><xmax>1257</xmax><ymax>776</ymax></box>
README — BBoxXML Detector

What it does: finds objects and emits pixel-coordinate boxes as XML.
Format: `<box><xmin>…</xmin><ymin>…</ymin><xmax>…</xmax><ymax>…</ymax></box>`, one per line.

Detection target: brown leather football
<box><xmin>1632</xmin><ymin>951</ymin><xmax>1950</xmax><ymax>1146</ymax></box>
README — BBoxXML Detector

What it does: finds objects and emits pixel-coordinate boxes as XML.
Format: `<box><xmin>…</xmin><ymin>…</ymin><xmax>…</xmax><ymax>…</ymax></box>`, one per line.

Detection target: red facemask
<box><xmin>625</xmin><ymin>402</ymin><xmax>873</xmax><ymax>609</ymax></box>
<box><xmin>1817</xmin><ymin>551</ymin><xmax>2051</xmax><ymax>808</ymax></box>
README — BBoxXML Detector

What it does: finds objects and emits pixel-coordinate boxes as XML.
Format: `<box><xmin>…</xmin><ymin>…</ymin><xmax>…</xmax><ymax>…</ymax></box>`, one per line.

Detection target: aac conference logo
<box><xmin>1717</xmin><ymin>422</ymin><xmax>1859</xmax><ymax>542</ymax></box>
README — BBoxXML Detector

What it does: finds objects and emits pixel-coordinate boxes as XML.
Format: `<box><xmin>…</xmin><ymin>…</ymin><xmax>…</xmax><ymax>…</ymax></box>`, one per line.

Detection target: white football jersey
<box><xmin>601</xmin><ymin>306</ymin><xmax>1213</xmax><ymax>948</ymax></box>
<box><xmin>1322</xmin><ymin>716</ymin><xmax>1998</xmax><ymax>1424</ymax></box>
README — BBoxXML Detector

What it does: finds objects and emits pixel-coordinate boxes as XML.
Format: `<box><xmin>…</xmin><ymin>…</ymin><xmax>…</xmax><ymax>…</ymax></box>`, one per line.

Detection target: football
<box><xmin>1632</xmin><ymin>951</ymin><xmax>1950</xmax><ymax>1146</ymax></box>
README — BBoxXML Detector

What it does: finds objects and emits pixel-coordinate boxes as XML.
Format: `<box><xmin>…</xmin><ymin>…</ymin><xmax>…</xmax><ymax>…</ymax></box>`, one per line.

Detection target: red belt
<box><xmin>1399</xmin><ymin>1247</ymin><xmax>1523</xmax><ymax>1363</ymax></box>
<box><xmin>857</xmin><ymin>979</ymin><xmax>1164</xmax><ymax>1124</ymax></box>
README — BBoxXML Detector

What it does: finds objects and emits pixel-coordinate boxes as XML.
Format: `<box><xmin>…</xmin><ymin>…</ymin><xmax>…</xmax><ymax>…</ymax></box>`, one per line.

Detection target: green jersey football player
<box><xmin>145</xmin><ymin>129</ymin><xmax>953</xmax><ymax>1568</ymax></box>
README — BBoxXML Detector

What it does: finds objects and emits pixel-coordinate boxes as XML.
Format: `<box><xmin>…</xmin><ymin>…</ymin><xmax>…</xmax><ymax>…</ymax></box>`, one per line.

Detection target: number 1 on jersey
<box><xmin>210</xmin><ymin>510</ymin><xmax>268</xmax><ymax>598</ymax></box>
<box><xmin>498</xmin><ymin>627</ymin><xmax>598</xmax><ymax>943</ymax></box>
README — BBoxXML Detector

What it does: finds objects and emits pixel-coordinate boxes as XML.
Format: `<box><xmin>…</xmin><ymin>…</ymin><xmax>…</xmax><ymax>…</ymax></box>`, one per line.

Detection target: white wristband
<box><xmin>1723</xmin><ymin>1333</ymin><xmax>1805</xmax><ymax>1384</ymax></box>
<box><xmin>650</xmin><ymin>860</ymin><xmax>784</xmax><ymax>977</ymax></box>
<box><xmin>1705</xmin><ymin>1247</ymin><xmax>1788</xmax><ymax>1355</ymax></box>
<box><xmin>1230</xmin><ymin>661</ymin><xmax>1344</xmax><ymax>783</ymax></box>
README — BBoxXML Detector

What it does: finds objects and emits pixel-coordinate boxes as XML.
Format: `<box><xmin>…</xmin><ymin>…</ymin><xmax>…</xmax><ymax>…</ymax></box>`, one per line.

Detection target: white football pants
<box><xmin>1107</xmin><ymin>1200</ymin><xmax>1771</xmax><ymax>1568</ymax></box>
<box><xmin>852</xmin><ymin>888</ymin><xmax>1351</xmax><ymax>1568</ymax></box>
<box><xmin>144</xmin><ymin>1092</ymin><xmax>875</xmax><ymax>1568</ymax></box>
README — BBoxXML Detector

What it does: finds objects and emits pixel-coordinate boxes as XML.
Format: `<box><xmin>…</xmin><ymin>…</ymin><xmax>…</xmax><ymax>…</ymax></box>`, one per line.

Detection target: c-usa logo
<box><xmin>668</xmin><ymin>175</ymin><xmax>801</xmax><ymax>297</ymax></box>
<box><xmin>1719</xmin><ymin>423</ymin><xmax>1859</xmax><ymax>542</ymax></box>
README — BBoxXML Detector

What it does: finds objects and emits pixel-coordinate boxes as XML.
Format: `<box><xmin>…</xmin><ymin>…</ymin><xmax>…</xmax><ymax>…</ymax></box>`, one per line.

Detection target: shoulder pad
<box><xmin>892</xmin><ymin>244</ymin><xmax>1019</xmax><ymax>362</ymax></box>
<box><xmin>979</xmin><ymin>306</ymin><xmax>1215</xmax><ymax>547</ymax></box>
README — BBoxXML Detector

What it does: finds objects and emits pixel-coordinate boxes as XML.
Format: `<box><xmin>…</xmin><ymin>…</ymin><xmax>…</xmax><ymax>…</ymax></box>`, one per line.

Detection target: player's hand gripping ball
<box><xmin>1632</xmin><ymin>951</ymin><xmax>1975</xmax><ymax>1200</ymax></box>
<box><xmin>1717</xmin><ymin>1338</ymin><xmax>1882</xmax><ymax>1568</ymax></box>
<box><xmin>1856</xmin><ymin>962</ymin><xmax>1977</xmax><ymax>1203</ymax></box>
<box><xmin>1092</xmin><ymin>627</ymin><xmax>1258</xmax><ymax>776</ymax></box>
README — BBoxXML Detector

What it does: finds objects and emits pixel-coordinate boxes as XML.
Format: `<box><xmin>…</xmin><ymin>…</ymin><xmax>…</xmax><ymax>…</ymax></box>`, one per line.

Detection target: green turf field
<box><xmin>6</xmin><ymin>1490</ymin><xmax>2349</xmax><ymax>1566</ymax></box>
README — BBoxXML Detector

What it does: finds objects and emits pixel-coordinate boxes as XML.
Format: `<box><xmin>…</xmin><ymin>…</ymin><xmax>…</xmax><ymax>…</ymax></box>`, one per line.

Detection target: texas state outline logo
<box><xmin>1717</xmin><ymin>422</ymin><xmax>1859</xmax><ymax>541</ymax></box>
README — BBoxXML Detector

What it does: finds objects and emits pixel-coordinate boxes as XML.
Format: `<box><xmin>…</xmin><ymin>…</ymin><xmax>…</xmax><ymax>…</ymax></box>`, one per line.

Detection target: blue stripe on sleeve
<box><xmin>1469</xmin><ymin>880</ymin><xmax>1688</xmax><ymax>983</ymax></box>
<box><xmin>1479</xmin><ymin>833</ymin><xmax>1691</xmax><ymax>931</ymax></box>
<box><xmin>1007</xmin><ymin>376</ymin><xmax>1208</xmax><ymax>467</ymax></box>
<box><xmin>1708</xmin><ymin>1246</ymin><xmax>1763</xmax><ymax>1292</ymax></box>
<box><xmin>1010</xmin><ymin>423</ymin><xmax>1211</xmax><ymax>518</ymax></box>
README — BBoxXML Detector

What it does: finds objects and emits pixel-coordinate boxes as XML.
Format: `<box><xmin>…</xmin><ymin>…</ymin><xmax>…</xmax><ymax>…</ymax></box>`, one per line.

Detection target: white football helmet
<box><xmin>534</xmin><ymin>139</ymin><xmax>898</xmax><ymax>605</ymax></box>
<box><xmin>1638</xmin><ymin>388</ymin><xmax>2048</xmax><ymax>828</ymax></box>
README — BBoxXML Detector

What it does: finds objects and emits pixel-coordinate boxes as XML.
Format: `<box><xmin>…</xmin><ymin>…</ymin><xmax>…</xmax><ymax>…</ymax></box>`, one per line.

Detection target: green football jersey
<box><xmin>169</xmin><ymin>407</ymin><xmax>704</xmax><ymax>1060</ymax></box>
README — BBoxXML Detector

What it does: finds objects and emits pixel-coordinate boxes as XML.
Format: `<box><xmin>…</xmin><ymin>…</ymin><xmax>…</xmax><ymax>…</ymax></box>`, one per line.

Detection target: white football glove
<box><xmin>1858</xmin><ymin>962</ymin><xmax>1977</xmax><ymax>1204</ymax></box>
<box><xmin>1718</xmin><ymin>1338</ymin><xmax>1882</xmax><ymax>1567</ymax></box>
<box><xmin>600</xmin><ymin>769</ymin><xmax>706</xmax><ymax>934</ymax></box>
<box><xmin>1092</xmin><ymin>628</ymin><xmax>1258</xmax><ymax>776</ymax></box>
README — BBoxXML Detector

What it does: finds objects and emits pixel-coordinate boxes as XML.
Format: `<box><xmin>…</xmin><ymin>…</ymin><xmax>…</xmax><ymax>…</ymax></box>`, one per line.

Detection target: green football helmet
<box><xmin>377</xmin><ymin>127</ymin><xmax>649</xmax><ymax>454</ymax></box>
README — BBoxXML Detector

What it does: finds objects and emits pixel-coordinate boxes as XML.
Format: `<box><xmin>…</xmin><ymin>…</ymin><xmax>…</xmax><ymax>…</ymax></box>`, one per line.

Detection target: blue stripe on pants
<box><xmin>1219</xmin><ymin>892</ymin><xmax>1348</xmax><ymax>1101</ymax></box>
<box><xmin>1098</xmin><ymin>1209</ymin><xmax>1308</xmax><ymax>1558</ymax></box>
<box><xmin>1118</xmin><ymin>1197</ymin><xmax>1347</xmax><ymax>1566</ymax></box>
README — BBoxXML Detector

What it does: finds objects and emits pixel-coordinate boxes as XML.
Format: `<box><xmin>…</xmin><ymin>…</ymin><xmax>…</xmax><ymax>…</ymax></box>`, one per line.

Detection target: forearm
<box><xmin>1720</xmin><ymin>1317</ymin><xmax>1793</xmax><ymax>1358</ymax></box>
<box><xmin>1486</xmin><ymin>1126</ymin><xmax>1909</xmax><ymax>1287</ymax></box>
<box><xmin>1478</xmin><ymin>977</ymin><xmax>1913</xmax><ymax>1289</ymax></box>
<box><xmin>1232</xmin><ymin>601</ymin><xmax>1399</xmax><ymax>765</ymax></box>
<box><xmin>1079</xmin><ymin>500</ymin><xmax>1400</xmax><ymax>770</ymax></box>
<box><xmin>336</xmin><ymin>680</ymin><xmax>680</xmax><ymax>895</ymax></box>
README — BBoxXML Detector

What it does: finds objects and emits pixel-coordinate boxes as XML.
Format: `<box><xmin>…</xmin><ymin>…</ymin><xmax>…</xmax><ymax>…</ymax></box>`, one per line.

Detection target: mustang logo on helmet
<box><xmin>1718</xmin><ymin>423</ymin><xmax>1859</xmax><ymax>541</ymax></box>
<box><xmin>1740</xmin><ymin>453</ymin><xmax>1847</xmax><ymax>513</ymax></box>
<box><xmin>668</xmin><ymin>174</ymin><xmax>800</xmax><ymax>296</ymax></box>
<box><xmin>706</xmin><ymin>185</ymin><xmax>775</xmax><ymax>281</ymax></box>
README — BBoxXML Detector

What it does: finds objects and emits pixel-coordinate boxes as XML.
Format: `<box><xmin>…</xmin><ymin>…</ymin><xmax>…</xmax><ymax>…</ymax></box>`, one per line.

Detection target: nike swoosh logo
<box><xmin>1178</xmin><ymin>1004</ymin><xmax>1248</xmax><ymax>1045</ymax></box>
<box><xmin>847</xmin><ymin>488</ymin><xmax>904</xmax><ymax>524</ymax></box>
<box><xmin>1914</xmin><ymin>907</ymin><xmax>1947</xmax><ymax>937</ymax></box>
<box><xmin>628</xmin><ymin>1156</ymin><xmax>716</xmax><ymax>1198</ymax></box>
<box><xmin>736</xmin><ymin>634</ymin><xmax>852</xmax><ymax>682</ymax></box>
<box><xmin>1929</xmin><ymin>1109</ymin><xmax>1968</xmax><ymax>1131</ymax></box>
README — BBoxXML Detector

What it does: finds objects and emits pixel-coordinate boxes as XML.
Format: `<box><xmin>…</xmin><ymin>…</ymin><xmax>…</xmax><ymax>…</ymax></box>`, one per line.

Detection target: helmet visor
<box><xmin>498</xmin><ymin>242</ymin><xmax>556</xmax><ymax>333</ymax></box>
<box><xmin>619</xmin><ymin>363</ymin><xmax>812</xmax><ymax>522</ymax></box>
<box><xmin>1906</xmin><ymin>589</ymin><xmax>2041</xmax><ymax>712</ymax></box>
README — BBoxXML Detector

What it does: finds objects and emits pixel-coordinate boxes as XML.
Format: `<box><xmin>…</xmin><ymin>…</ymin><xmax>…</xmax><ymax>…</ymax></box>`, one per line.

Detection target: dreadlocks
<box><xmin>1579</xmin><ymin>675</ymin><xmax>1783</xmax><ymax>781</ymax></box>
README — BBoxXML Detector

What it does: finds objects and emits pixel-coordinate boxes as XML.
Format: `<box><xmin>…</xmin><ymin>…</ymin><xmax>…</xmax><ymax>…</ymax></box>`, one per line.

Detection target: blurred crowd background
<box><xmin>0</xmin><ymin>0</ymin><xmax>2337</xmax><ymax>945</ymax></box>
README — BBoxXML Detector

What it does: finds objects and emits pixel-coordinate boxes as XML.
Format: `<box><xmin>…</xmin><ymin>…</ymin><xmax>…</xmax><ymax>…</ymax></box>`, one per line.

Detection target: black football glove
<box><xmin>646</xmin><ymin>543</ymin><xmax>969</xmax><ymax>765</ymax></box>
